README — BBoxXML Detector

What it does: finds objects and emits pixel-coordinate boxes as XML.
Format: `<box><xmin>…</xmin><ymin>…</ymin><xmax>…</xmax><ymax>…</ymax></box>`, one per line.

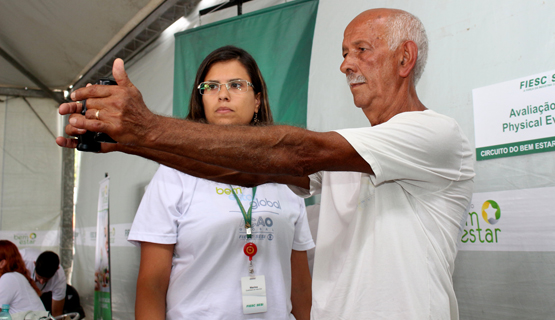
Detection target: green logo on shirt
<box><xmin>215</xmin><ymin>187</ymin><xmax>242</xmax><ymax>195</ymax></box>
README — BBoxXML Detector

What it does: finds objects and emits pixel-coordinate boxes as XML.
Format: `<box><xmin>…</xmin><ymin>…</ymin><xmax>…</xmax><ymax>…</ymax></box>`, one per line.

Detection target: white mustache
<box><xmin>346</xmin><ymin>73</ymin><xmax>366</xmax><ymax>86</ymax></box>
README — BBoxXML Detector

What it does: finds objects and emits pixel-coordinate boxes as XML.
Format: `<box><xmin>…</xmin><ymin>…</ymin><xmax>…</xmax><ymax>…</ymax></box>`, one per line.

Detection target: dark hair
<box><xmin>35</xmin><ymin>251</ymin><xmax>59</xmax><ymax>279</ymax></box>
<box><xmin>0</xmin><ymin>240</ymin><xmax>41</xmax><ymax>296</ymax></box>
<box><xmin>186</xmin><ymin>45</ymin><xmax>273</xmax><ymax>125</ymax></box>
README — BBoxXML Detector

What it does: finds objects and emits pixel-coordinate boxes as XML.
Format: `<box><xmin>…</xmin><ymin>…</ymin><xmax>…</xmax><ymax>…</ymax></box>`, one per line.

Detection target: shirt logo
<box><xmin>215</xmin><ymin>187</ymin><xmax>242</xmax><ymax>195</ymax></box>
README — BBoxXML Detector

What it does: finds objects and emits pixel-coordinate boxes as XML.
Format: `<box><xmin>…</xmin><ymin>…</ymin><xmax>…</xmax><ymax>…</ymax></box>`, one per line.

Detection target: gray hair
<box><xmin>386</xmin><ymin>11</ymin><xmax>428</xmax><ymax>84</ymax></box>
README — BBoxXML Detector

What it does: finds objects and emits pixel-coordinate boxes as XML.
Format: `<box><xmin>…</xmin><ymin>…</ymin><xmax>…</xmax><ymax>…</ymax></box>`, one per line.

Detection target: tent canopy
<box><xmin>0</xmin><ymin>0</ymin><xmax>234</xmax><ymax>101</ymax></box>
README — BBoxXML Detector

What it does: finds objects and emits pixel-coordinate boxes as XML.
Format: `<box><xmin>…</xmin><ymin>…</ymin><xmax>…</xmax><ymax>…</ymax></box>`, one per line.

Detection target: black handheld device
<box><xmin>76</xmin><ymin>79</ymin><xmax>117</xmax><ymax>152</ymax></box>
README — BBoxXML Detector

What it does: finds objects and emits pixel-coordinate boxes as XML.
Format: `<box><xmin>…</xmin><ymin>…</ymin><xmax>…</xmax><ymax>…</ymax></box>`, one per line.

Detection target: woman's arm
<box><xmin>135</xmin><ymin>242</ymin><xmax>174</xmax><ymax>320</ymax></box>
<box><xmin>51</xmin><ymin>298</ymin><xmax>65</xmax><ymax>317</ymax></box>
<box><xmin>290</xmin><ymin>250</ymin><xmax>312</xmax><ymax>320</ymax></box>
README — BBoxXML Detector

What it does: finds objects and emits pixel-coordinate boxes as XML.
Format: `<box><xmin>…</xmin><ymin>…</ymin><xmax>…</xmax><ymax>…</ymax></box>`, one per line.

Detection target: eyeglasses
<box><xmin>198</xmin><ymin>80</ymin><xmax>254</xmax><ymax>95</ymax></box>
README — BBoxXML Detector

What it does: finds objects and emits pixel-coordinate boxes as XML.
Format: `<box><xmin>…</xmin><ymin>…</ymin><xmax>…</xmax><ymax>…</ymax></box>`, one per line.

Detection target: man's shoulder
<box><xmin>390</xmin><ymin>109</ymin><xmax>457</xmax><ymax>125</ymax></box>
<box><xmin>337</xmin><ymin>110</ymin><xmax>463</xmax><ymax>140</ymax></box>
<box><xmin>54</xmin><ymin>265</ymin><xmax>67</xmax><ymax>283</ymax></box>
<box><xmin>390</xmin><ymin>110</ymin><xmax>466</xmax><ymax>140</ymax></box>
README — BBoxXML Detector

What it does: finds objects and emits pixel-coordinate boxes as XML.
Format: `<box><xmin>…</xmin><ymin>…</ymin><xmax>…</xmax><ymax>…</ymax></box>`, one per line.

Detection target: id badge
<box><xmin>240</xmin><ymin>275</ymin><xmax>268</xmax><ymax>314</ymax></box>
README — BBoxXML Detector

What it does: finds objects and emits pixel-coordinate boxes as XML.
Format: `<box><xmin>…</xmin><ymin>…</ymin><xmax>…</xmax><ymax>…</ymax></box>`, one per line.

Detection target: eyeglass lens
<box><xmin>199</xmin><ymin>80</ymin><xmax>251</xmax><ymax>95</ymax></box>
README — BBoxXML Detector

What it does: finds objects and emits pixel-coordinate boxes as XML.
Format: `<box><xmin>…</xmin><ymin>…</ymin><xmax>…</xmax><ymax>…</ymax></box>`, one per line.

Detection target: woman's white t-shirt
<box><xmin>128</xmin><ymin>165</ymin><xmax>314</xmax><ymax>319</ymax></box>
<box><xmin>0</xmin><ymin>272</ymin><xmax>45</xmax><ymax>314</ymax></box>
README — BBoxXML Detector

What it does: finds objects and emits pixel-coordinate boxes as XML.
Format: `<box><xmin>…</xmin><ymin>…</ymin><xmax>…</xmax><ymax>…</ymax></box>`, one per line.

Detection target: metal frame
<box><xmin>71</xmin><ymin>0</ymin><xmax>199</xmax><ymax>91</ymax></box>
<box><xmin>0</xmin><ymin>86</ymin><xmax>64</xmax><ymax>101</ymax></box>
<box><xmin>0</xmin><ymin>47</ymin><xmax>65</xmax><ymax>104</ymax></box>
<box><xmin>200</xmin><ymin>0</ymin><xmax>253</xmax><ymax>16</ymax></box>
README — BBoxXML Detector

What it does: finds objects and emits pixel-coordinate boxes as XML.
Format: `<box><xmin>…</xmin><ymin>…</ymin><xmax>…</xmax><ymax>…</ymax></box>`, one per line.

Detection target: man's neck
<box><xmin>363</xmin><ymin>85</ymin><xmax>425</xmax><ymax>125</ymax></box>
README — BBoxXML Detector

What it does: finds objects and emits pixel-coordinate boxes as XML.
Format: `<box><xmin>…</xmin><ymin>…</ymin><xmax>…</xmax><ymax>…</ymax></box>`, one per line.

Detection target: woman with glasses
<box><xmin>128</xmin><ymin>46</ymin><xmax>314</xmax><ymax>320</ymax></box>
<box><xmin>0</xmin><ymin>240</ymin><xmax>46</xmax><ymax>315</ymax></box>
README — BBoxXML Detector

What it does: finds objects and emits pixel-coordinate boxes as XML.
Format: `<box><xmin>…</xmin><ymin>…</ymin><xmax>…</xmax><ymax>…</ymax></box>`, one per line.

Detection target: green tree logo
<box><xmin>481</xmin><ymin>200</ymin><xmax>501</xmax><ymax>225</ymax></box>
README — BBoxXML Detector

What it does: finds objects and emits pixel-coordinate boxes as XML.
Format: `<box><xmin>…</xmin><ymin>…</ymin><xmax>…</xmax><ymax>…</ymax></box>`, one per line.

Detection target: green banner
<box><xmin>94</xmin><ymin>291</ymin><xmax>112</xmax><ymax>320</ymax></box>
<box><xmin>476</xmin><ymin>136</ymin><xmax>555</xmax><ymax>160</ymax></box>
<box><xmin>173</xmin><ymin>0</ymin><xmax>319</xmax><ymax>126</ymax></box>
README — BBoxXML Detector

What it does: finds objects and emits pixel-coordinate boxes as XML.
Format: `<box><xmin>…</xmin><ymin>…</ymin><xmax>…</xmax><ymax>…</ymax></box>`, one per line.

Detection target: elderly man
<box><xmin>58</xmin><ymin>8</ymin><xmax>474</xmax><ymax>319</ymax></box>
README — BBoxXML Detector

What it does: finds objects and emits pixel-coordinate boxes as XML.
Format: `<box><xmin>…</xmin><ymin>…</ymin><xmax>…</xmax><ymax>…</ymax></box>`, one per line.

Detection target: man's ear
<box><xmin>398</xmin><ymin>40</ymin><xmax>418</xmax><ymax>79</ymax></box>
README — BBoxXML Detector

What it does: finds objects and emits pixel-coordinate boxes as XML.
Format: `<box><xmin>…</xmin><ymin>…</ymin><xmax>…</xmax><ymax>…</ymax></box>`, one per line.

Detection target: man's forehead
<box><xmin>345</xmin><ymin>11</ymin><xmax>389</xmax><ymax>32</ymax></box>
<box><xmin>354</xmin><ymin>8</ymin><xmax>397</xmax><ymax>22</ymax></box>
<box><xmin>342</xmin><ymin>18</ymin><xmax>386</xmax><ymax>48</ymax></box>
<box><xmin>344</xmin><ymin>8</ymin><xmax>392</xmax><ymax>35</ymax></box>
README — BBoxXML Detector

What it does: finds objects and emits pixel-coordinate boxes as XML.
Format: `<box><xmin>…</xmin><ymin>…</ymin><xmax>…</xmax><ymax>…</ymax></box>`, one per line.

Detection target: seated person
<box><xmin>19</xmin><ymin>249</ymin><xmax>66</xmax><ymax>317</ymax></box>
<box><xmin>0</xmin><ymin>240</ymin><xmax>45</xmax><ymax>314</ymax></box>
<box><xmin>39</xmin><ymin>284</ymin><xmax>85</xmax><ymax>320</ymax></box>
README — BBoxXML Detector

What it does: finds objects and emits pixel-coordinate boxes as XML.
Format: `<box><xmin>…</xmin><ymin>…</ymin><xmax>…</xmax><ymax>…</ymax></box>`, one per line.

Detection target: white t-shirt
<box><xmin>19</xmin><ymin>249</ymin><xmax>66</xmax><ymax>301</ymax></box>
<box><xmin>0</xmin><ymin>272</ymin><xmax>46</xmax><ymax>314</ymax></box>
<box><xmin>291</xmin><ymin>110</ymin><xmax>474</xmax><ymax>320</ymax></box>
<box><xmin>128</xmin><ymin>166</ymin><xmax>315</xmax><ymax>320</ymax></box>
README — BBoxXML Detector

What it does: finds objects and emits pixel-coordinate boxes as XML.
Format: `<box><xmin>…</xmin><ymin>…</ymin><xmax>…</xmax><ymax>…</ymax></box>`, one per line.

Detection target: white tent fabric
<box><xmin>0</xmin><ymin>95</ymin><xmax>61</xmax><ymax>251</ymax></box>
<box><xmin>0</xmin><ymin>0</ymin><xmax>161</xmax><ymax>90</ymax></box>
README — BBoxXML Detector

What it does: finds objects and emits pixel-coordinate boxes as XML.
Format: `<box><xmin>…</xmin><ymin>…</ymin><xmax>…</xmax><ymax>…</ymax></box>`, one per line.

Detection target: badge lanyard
<box><xmin>230</xmin><ymin>185</ymin><xmax>258</xmax><ymax>275</ymax></box>
<box><xmin>230</xmin><ymin>185</ymin><xmax>269</xmax><ymax>315</ymax></box>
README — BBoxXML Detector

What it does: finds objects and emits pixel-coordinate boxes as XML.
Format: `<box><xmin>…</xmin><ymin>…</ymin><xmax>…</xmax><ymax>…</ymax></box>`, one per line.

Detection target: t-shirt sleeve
<box><xmin>335</xmin><ymin>111</ymin><xmax>473</xmax><ymax>193</ymax></box>
<box><xmin>288</xmin><ymin>172</ymin><xmax>323</xmax><ymax>198</ymax></box>
<box><xmin>0</xmin><ymin>273</ymin><xmax>17</xmax><ymax>306</ymax></box>
<box><xmin>291</xmin><ymin>194</ymin><xmax>315</xmax><ymax>251</ymax></box>
<box><xmin>51</xmin><ymin>268</ymin><xmax>67</xmax><ymax>301</ymax></box>
<box><xmin>128</xmin><ymin>165</ymin><xmax>195</xmax><ymax>246</ymax></box>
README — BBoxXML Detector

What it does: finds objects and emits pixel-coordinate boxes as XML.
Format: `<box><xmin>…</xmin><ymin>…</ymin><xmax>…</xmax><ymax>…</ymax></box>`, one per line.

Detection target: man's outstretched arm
<box><xmin>120</xmin><ymin>144</ymin><xmax>313</xmax><ymax>189</ymax></box>
<box><xmin>58</xmin><ymin>58</ymin><xmax>373</xmax><ymax>178</ymax></box>
<box><xmin>57</xmin><ymin>133</ymin><xmax>310</xmax><ymax>189</ymax></box>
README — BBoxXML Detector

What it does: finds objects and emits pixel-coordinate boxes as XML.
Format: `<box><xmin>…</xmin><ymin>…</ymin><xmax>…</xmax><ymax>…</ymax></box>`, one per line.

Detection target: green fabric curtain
<box><xmin>173</xmin><ymin>0</ymin><xmax>319</xmax><ymax>126</ymax></box>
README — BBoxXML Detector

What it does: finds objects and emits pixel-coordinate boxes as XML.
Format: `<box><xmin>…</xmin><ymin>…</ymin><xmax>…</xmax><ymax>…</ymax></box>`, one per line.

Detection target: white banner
<box><xmin>75</xmin><ymin>223</ymin><xmax>133</xmax><ymax>248</ymax></box>
<box><xmin>0</xmin><ymin>230</ymin><xmax>59</xmax><ymax>247</ymax></box>
<box><xmin>473</xmin><ymin>69</ymin><xmax>555</xmax><ymax>160</ymax></box>
<box><xmin>95</xmin><ymin>177</ymin><xmax>111</xmax><ymax>293</ymax></box>
<box><xmin>459</xmin><ymin>187</ymin><xmax>555</xmax><ymax>252</ymax></box>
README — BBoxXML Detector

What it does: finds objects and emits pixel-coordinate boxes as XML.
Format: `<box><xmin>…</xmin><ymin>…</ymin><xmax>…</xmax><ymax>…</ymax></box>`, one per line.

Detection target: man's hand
<box><xmin>56</xmin><ymin>58</ymin><xmax>159</xmax><ymax>148</ymax></box>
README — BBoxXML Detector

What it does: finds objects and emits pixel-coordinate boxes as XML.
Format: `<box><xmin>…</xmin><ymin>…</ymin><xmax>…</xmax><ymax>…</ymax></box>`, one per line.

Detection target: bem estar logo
<box><xmin>482</xmin><ymin>200</ymin><xmax>501</xmax><ymax>224</ymax></box>
<box><xmin>13</xmin><ymin>233</ymin><xmax>37</xmax><ymax>245</ymax></box>
<box><xmin>461</xmin><ymin>200</ymin><xmax>502</xmax><ymax>244</ymax></box>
